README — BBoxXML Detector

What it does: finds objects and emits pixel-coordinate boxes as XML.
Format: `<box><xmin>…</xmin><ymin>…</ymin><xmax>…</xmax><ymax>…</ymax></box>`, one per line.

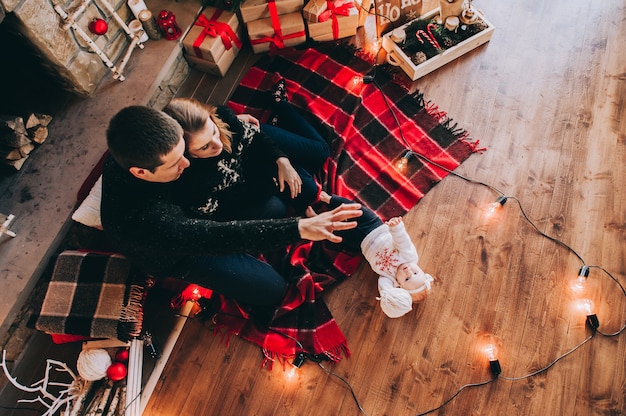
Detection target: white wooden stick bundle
<box><xmin>125</xmin><ymin>338</ymin><xmax>143</xmax><ymax>416</ymax></box>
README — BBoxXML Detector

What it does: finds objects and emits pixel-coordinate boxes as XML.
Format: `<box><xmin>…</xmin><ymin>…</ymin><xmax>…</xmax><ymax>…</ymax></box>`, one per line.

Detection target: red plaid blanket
<box><xmin>191</xmin><ymin>43</ymin><xmax>482</xmax><ymax>367</ymax></box>
<box><xmin>229</xmin><ymin>43</ymin><xmax>483</xmax><ymax>219</ymax></box>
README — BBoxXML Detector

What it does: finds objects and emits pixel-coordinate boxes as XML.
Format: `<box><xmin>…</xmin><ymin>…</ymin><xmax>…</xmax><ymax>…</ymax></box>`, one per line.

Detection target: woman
<box><xmin>163</xmin><ymin>82</ymin><xmax>330</xmax><ymax>221</ymax></box>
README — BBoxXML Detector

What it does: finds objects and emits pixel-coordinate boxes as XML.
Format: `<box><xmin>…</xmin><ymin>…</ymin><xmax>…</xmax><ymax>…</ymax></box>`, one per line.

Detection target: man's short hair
<box><xmin>106</xmin><ymin>106</ymin><xmax>184</xmax><ymax>171</ymax></box>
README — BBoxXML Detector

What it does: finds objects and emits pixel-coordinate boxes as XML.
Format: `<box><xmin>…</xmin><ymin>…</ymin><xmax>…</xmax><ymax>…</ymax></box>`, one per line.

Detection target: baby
<box><xmin>318</xmin><ymin>191</ymin><xmax>434</xmax><ymax>318</ymax></box>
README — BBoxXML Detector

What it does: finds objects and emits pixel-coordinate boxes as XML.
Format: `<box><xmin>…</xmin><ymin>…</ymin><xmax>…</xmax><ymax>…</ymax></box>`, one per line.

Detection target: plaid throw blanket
<box><xmin>193</xmin><ymin>43</ymin><xmax>481</xmax><ymax>366</ymax></box>
<box><xmin>229</xmin><ymin>43</ymin><xmax>483</xmax><ymax>219</ymax></box>
<box><xmin>35</xmin><ymin>250</ymin><xmax>144</xmax><ymax>342</ymax></box>
<box><xmin>212</xmin><ymin>238</ymin><xmax>362</xmax><ymax>367</ymax></box>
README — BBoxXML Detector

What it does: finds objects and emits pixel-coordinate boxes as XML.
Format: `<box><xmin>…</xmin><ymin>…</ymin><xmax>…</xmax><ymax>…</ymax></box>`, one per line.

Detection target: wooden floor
<box><xmin>145</xmin><ymin>0</ymin><xmax>626</xmax><ymax>415</ymax></box>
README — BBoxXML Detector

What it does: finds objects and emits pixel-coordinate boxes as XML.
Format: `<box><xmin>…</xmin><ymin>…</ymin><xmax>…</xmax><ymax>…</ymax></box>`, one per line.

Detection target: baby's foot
<box><xmin>319</xmin><ymin>190</ymin><xmax>331</xmax><ymax>204</ymax></box>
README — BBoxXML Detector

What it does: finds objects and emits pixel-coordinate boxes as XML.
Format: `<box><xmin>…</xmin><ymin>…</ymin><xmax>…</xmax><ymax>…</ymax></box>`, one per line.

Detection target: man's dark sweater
<box><xmin>100</xmin><ymin>156</ymin><xmax>301</xmax><ymax>279</ymax></box>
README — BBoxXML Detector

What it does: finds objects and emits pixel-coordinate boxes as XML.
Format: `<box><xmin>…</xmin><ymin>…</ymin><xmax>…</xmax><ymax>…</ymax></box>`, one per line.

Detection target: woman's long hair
<box><xmin>163</xmin><ymin>97</ymin><xmax>233</xmax><ymax>154</ymax></box>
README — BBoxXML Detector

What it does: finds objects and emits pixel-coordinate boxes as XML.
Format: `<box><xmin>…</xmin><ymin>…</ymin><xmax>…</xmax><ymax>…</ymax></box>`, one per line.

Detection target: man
<box><xmin>101</xmin><ymin>105</ymin><xmax>361</xmax><ymax>308</ymax></box>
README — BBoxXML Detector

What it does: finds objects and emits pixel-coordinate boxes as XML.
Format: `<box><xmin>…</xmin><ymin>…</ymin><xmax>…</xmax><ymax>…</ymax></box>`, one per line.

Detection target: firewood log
<box><xmin>0</xmin><ymin>115</ymin><xmax>27</xmax><ymax>134</ymax></box>
<box><xmin>4</xmin><ymin>155</ymin><xmax>28</xmax><ymax>170</ymax></box>
<box><xmin>27</xmin><ymin>125</ymin><xmax>48</xmax><ymax>144</ymax></box>
<box><xmin>0</xmin><ymin>130</ymin><xmax>30</xmax><ymax>148</ymax></box>
<box><xmin>24</xmin><ymin>112</ymin><xmax>53</xmax><ymax>129</ymax></box>
<box><xmin>1</xmin><ymin>146</ymin><xmax>23</xmax><ymax>160</ymax></box>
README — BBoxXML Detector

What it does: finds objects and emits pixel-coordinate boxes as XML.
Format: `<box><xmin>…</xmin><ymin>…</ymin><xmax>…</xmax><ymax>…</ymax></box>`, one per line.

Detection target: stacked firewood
<box><xmin>0</xmin><ymin>113</ymin><xmax>52</xmax><ymax>171</ymax></box>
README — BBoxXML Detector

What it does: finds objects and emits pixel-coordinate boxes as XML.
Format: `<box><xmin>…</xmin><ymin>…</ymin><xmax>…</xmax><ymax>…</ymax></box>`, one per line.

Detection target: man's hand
<box><xmin>298</xmin><ymin>203</ymin><xmax>362</xmax><ymax>243</ymax></box>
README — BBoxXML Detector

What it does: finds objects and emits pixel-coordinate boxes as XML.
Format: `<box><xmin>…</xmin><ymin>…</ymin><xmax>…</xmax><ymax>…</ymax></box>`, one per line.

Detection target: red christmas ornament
<box><xmin>115</xmin><ymin>348</ymin><xmax>130</xmax><ymax>363</ymax></box>
<box><xmin>88</xmin><ymin>18</ymin><xmax>108</xmax><ymax>35</ymax></box>
<box><xmin>106</xmin><ymin>361</ymin><xmax>127</xmax><ymax>381</ymax></box>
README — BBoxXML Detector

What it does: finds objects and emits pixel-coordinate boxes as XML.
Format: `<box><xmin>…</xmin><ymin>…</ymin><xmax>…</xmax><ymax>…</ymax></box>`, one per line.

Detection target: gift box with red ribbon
<box><xmin>247</xmin><ymin>11</ymin><xmax>306</xmax><ymax>54</ymax></box>
<box><xmin>302</xmin><ymin>0</ymin><xmax>327</xmax><ymax>22</ymax></box>
<box><xmin>182</xmin><ymin>7</ymin><xmax>243</xmax><ymax>76</ymax></box>
<box><xmin>240</xmin><ymin>0</ymin><xmax>304</xmax><ymax>23</ymax></box>
<box><xmin>185</xmin><ymin>50</ymin><xmax>239</xmax><ymax>77</ymax></box>
<box><xmin>305</xmin><ymin>0</ymin><xmax>358</xmax><ymax>41</ymax></box>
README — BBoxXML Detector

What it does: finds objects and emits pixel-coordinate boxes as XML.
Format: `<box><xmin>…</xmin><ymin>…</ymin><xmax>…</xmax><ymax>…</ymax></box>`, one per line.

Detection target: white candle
<box><xmin>129</xmin><ymin>19</ymin><xmax>149</xmax><ymax>42</ymax></box>
<box><xmin>127</xmin><ymin>0</ymin><xmax>148</xmax><ymax>19</ymax></box>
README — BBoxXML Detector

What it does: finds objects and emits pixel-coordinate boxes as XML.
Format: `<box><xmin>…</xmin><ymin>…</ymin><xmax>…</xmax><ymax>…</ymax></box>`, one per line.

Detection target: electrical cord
<box><xmin>265</xmin><ymin>326</ymin><xmax>369</xmax><ymax>415</ymax></box>
<box><xmin>597</xmin><ymin>321</ymin><xmax>626</xmax><ymax>337</ymax></box>
<box><xmin>414</xmin><ymin>378</ymin><xmax>497</xmax><ymax>416</ymax></box>
<box><xmin>189</xmin><ymin>311</ymin><xmax>370</xmax><ymax>415</ymax></box>
<box><xmin>317</xmin><ymin>361</ymin><xmax>370</xmax><ymax>416</ymax></box>
<box><xmin>498</xmin><ymin>334</ymin><xmax>594</xmax><ymax>381</ymax></box>
<box><xmin>413</xmin><ymin>334</ymin><xmax>595</xmax><ymax>415</ymax></box>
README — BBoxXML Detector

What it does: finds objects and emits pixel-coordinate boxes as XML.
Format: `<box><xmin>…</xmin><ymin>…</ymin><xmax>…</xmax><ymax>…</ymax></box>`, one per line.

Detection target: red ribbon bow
<box><xmin>193</xmin><ymin>9</ymin><xmax>242</xmax><ymax>59</ymax></box>
<box><xmin>318</xmin><ymin>0</ymin><xmax>355</xmax><ymax>22</ymax></box>
<box><xmin>318</xmin><ymin>0</ymin><xmax>355</xmax><ymax>39</ymax></box>
<box><xmin>249</xmin><ymin>1</ymin><xmax>305</xmax><ymax>50</ymax></box>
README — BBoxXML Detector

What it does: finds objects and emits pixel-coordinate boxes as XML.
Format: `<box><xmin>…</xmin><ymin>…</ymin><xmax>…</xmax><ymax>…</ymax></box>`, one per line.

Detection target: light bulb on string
<box><xmin>285</xmin><ymin>366</ymin><xmax>298</xmax><ymax>381</ymax></box>
<box><xmin>482</xmin><ymin>343</ymin><xmax>501</xmax><ymax>376</ymax></box>
<box><xmin>484</xmin><ymin>195</ymin><xmax>508</xmax><ymax>220</ymax></box>
<box><xmin>575</xmin><ymin>298</ymin><xmax>600</xmax><ymax>331</ymax></box>
<box><xmin>395</xmin><ymin>149</ymin><xmax>413</xmax><ymax>174</ymax></box>
<box><xmin>568</xmin><ymin>265</ymin><xmax>590</xmax><ymax>294</ymax></box>
<box><xmin>284</xmin><ymin>353</ymin><xmax>306</xmax><ymax>381</ymax></box>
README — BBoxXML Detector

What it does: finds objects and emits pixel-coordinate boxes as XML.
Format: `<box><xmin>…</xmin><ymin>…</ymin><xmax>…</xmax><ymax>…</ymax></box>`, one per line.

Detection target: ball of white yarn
<box><xmin>77</xmin><ymin>348</ymin><xmax>112</xmax><ymax>381</ymax></box>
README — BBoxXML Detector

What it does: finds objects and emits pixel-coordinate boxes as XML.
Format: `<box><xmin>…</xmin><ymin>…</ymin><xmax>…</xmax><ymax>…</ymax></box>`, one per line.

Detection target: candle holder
<box><xmin>157</xmin><ymin>10</ymin><xmax>182</xmax><ymax>40</ymax></box>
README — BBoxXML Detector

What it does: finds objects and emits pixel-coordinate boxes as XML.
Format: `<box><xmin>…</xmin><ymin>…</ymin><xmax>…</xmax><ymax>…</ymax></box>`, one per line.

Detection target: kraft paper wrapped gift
<box><xmin>185</xmin><ymin>51</ymin><xmax>238</xmax><ymax>77</ymax></box>
<box><xmin>247</xmin><ymin>12</ymin><xmax>306</xmax><ymax>54</ymax></box>
<box><xmin>306</xmin><ymin>9</ymin><xmax>358</xmax><ymax>41</ymax></box>
<box><xmin>303</xmin><ymin>0</ymin><xmax>357</xmax><ymax>23</ymax></box>
<box><xmin>302</xmin><ymin>0</ymin><xmax>327</xmax><ymax>22</ymax></box>
<box><xmin>240</xmin><ymin>0</ymin><xmax>304</xmax><ymax>23</ymax></box>
<box><xmin>182</xmin><ymin>7</ymin><xmax>242</xmax><ymax>64</ymax></box>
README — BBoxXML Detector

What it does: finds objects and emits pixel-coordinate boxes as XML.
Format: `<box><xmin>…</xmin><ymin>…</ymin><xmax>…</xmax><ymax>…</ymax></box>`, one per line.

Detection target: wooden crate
<box><xmin>382</xmin><ymin>7</ymin><xmax>495</xmax><ymax>81</ymax></box>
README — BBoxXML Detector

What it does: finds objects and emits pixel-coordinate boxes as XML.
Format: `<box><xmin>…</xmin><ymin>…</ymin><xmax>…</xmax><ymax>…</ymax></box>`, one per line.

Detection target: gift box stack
<box><xmin>182</xmin><ymin>7</ymin><xmax>243</xmax><ymax>77</ymax></box>
<box><xmin>240</xmin><ymin>0</ymin><xmax>306</xmax><ymax>54</ymax></box>
<box><xmin>302</xmin><ymin>0</ymin><xmax>359</xmax><ymax>42</ymax></box>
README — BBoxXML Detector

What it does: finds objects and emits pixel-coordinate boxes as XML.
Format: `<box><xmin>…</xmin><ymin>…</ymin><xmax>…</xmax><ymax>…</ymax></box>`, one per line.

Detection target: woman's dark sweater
<box><xmin>174</xmin><ymin>106</ymin><xmax>287</xmax><ymax>219</ymax></box>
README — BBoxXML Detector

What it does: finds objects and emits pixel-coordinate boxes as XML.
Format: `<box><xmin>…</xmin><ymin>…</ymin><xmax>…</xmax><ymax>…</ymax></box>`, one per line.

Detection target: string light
<box><xmin>483</xmin><ymin>195</ymin><xmax>508</xmax><ymax>219</ymax></box>
<box><xmin>395</xmin><ymin>149</ymin><xmax>413</xmax><ymax>173</ymax></box>
<box><xmin>482</xmin><ymin>343</ymin><xmax>502</xmax><ymax>377</ymax></box>
<box><xmin>575</xmin><ymin>299</ymin><xmax>600</xmax><ymax>331</ymax></box>
<box><xmin>568</xmin><ymin>265</ymin><xmax>590</xmax><ymax>294</ymax></box>
<box><xmin>292</xmin><ymin>352</ymin><xmax>306</xmax><ymax>368</ymax></box>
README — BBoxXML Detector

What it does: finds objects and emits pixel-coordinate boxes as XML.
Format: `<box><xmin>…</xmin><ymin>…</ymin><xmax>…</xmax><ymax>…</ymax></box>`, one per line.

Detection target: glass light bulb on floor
<box><xmin>569</xmin><ymin>266</ymin><xmax>589</xmax><ymax>294</ymax></box>
<box><xmin>577</xmin><ymin>298</ymin><xmax>595</xmax><ymax>315</ymax></box>
<box><xmin>482</xmin><ymin>343</ymin><xmax>498</xmax><ymax>361</ymax></box>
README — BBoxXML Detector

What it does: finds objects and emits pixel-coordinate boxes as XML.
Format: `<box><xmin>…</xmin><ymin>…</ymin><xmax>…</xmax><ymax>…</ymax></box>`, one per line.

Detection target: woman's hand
<box><xmin>276</xmin><ymin>157</ymin><xmax>302</xmax><ymax>199</ymax></box>
<box><xmin>236</xmin><ymin>113</ymin><xmax>260</xmax><ymax>127</ymax></box>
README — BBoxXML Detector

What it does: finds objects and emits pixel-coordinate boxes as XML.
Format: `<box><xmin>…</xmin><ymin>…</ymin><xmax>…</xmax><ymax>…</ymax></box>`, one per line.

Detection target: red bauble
<box><xmin>115</xmin><ymin>348</ymin><xmax>129</xmax><ymax>363</ymax></box>
<box><xmin>88</xmin><ymin>18</ymin><xmax>108</xmax><ymax>35</ymax></box>
<box><xmin>106</xmin><ymin>362</ymin><xmax>127</xmax><ymax>381</ymax></box>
